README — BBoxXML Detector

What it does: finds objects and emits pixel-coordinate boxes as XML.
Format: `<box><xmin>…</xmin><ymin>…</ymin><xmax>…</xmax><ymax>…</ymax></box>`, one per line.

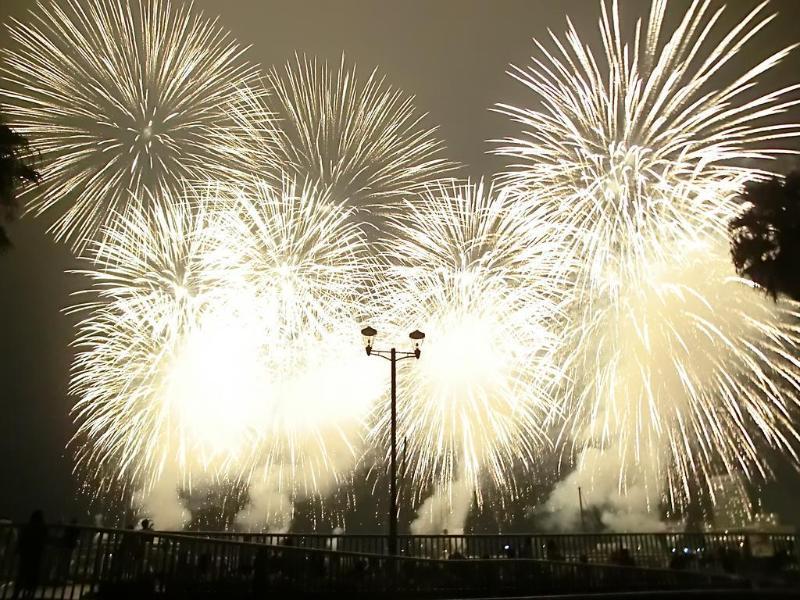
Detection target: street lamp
<box><xmin>361</xmin><ymin>325</ymin><xmax>425</xmax><ymax>556</ymax></box>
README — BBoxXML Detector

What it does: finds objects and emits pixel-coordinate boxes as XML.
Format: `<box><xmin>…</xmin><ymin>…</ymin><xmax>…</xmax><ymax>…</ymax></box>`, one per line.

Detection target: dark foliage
<box><xmin>730</xmin><ymin>171</ymin><xmax>800</xmax><ymax>301</ymax></box>
<box><xmin>0</xmin><ymin>115</ymin><xmax>40</xmax><ymax>250</ymax></box>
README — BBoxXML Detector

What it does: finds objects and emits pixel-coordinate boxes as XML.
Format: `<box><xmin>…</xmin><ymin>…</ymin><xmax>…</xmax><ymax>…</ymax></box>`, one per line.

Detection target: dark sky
<box><xmin>1</xmin><ymin>0</ymin><xmax>800</xmax><ymax>525</ymax></box>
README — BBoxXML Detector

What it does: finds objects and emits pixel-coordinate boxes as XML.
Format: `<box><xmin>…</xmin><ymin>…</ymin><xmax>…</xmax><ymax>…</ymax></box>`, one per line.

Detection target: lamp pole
<box><xmin>361</xmin><ymin>326</ymin><xmax>425</xmax><ymax>556</ymax></box>
<box><xmin>390</xmin><ymin>347</ymin><xmax>398</xmax><ymax>553</ymax></box>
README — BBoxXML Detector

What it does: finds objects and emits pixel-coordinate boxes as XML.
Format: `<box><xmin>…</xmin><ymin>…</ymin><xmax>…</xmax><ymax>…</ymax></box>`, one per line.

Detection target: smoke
<box><xmin>541</xmin><ymin>447</ymin><xmax>665</xmax><ymax>532</ymax></box>
<box><xmin>541</xmin><ymin>243</ymin><xmax>767</xmax><ymax>533</ymax></box>
<box><xmin>541</xmin><ymin>445</ymin><xmax>665</xmax><ymax>533</ymax></box>
<box><xmin>235</xmin><ymin>472</ymin><xmax>294</xmax><ymax>533</ymax></box>
<box><xmin>234</xmin><ymin>347</ymin><xmax>382</xmax><ymax>532</ymax></box>
<box><xmin>133</xmin><ymin>476</ymin><xmax>191</xmax><ymax>530</ymax></box>
<box><xmin>410</xmin><ymin>476</ymin><xmax>474</xmax><ymax>535</ymax></box>
<box><xmin>544</xmin><ymin>242</ymin><xmax>740</xmax><ymax>531</ymax></box>
<box><xmin>236</xmin><ymin>452</ymin><xmax>352</xmax><ymax>533</ymax></box>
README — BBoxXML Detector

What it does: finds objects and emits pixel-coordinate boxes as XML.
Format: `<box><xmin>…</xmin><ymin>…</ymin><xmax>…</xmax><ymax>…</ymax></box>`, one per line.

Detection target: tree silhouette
<box><xmin>730</xmin><ymin>171</ymin><xmax>800</xmax><ymax>301</ymax></box>
<box><xmin>0</xmin><ymin>115</ymin><xmax>40</xmax><ymax>250</ymax></box>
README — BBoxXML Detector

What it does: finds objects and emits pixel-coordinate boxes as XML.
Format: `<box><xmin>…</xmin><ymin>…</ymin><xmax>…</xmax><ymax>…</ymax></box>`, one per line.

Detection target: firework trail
<box><xmin>2</xmin><ymin>0</ymin><xmax>256</xmax><ymax>250</ymax></box>
<box><xmin>495</xmin><ymin>0</ymin><xmax>800</xmax><ymax>527</ymax></box>
<box><xmin>372</xmin><ymin>179</ymin><xmax>569</xmax><ymax>519</ymax></box>
<box><xmin>256</xmin><ymin>55</ymin><xmax>453</xmax><ymax>207</ymax></box>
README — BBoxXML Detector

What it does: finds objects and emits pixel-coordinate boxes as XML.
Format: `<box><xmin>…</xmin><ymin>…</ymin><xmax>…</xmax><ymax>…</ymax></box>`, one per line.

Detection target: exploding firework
<box><xmin>254</xmin><ymin>55</ymin><xmax>453</xmax><ymax>206</ymax></box>
<box><xmin>2</xmin><ymin>0</ymin><xmax>256</xmax><ymax>250</ymax></box>
<box><xmin>215</xmin><ymin>177</ymin><xmax>374</xmax><ymax>345</ymax></box>
<box><xmin>213</xmin><ymin>178</ymin><xmax>383</xmax><ymax>511</ymax></box>
<box><xmin>71</xmin><ymin>179</ymin><xmax>383</xmax><ymax>525</ymax></box>
<box><xmin>70</xmin><ymin>191</ymin><xmax>267</xmax><ymax>496</ymax></box>
<box><xmin>372</xmin><ymin>180</ymin><xmax>569</xmax><ymax>509</ymax></box>
<box><xmin>495</xmin><ymin>0</ymin><xmax>800</xmax><ymax>522</ymax></box>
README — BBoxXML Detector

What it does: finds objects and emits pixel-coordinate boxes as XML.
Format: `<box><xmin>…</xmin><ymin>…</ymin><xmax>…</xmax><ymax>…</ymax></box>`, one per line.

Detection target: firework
<box><xmin>373</xmin><ymin>180</ymin><xmax>569</xmax><ymax>504</ymax></box>
<box><xmin>71</xmin><ymin>178</ymin><xmax>383</xmax><ymax>505</ymax></box>
<box><xmin>495</xmin><ymin>0</ymin><xmax>800</xmax><ymax>511</ymax></box>
<box><xmin>215</xmin><ymin>177</ymin><xmax>374</xmax><ymax>344</ymax></box>
<box><xmin>70</xmin><ymin>191</ymin><xmax>268</xmax><ymax>494</ymax></box>
<box><xmin>2</xmin><ymin>0</ymin><xmax>256</xmax><ymax>250</ymax></box>
<box><xmin>214</xmin><ymin>177</ymin><xmax>383</xmax><ymax>501</ymax></box>
<box><xmin>256</xmin><ymin>55</ymin><xmax>453</xmax><ymax>206</ymax></box>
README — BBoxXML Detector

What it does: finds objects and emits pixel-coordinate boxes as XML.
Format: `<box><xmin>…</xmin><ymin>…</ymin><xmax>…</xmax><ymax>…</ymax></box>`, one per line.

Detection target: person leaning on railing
<box><xmin>14</xmin><ymin>509</ymin><xmax>47</xmax><ymax>599</ymax></box>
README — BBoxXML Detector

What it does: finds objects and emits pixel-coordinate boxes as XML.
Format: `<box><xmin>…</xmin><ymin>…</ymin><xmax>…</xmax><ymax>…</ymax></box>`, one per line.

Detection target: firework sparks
<box><xmin>71</xmin><ymin>178</ymin><xmax>383</xmax><ymax>509</ymax></box>
<box><xmin>495</xmin><ymin>0</ymin><xmax>800</xmax><ymax>516</ymax></box>
<box><xmin>215</xmin><ymin>177</ymin><xmax>374</xmax><ymax>344</ymax></box>
<box><xmin>70</xmin><ymin>191</ymin><xmax>268</xmax><ymax>494</ymax></box>
<box><xmin>2</xmin><ymin>0</ymin><xmax>256</xmax><ymax>250</ymax></box>
<box><xmin>373</xmin><ymin>180</ymin><xmax>569</xmax><ymax>505</ymax></box>
<box><xmin>213</xmin><ymin>177</ymin><xmax>383</xmax><ymax>502</ymax></box>
<box><xmin>258</xmin><ymin>55</ymin><xmax>454</xmax><ymax>206</ymax></box>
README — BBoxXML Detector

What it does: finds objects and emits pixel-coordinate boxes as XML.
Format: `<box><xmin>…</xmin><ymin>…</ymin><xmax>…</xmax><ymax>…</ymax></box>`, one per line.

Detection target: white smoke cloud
<box><xmin>235</xmin><ymin>455</ymin><xmax>352</xmax><ymax>533</ymax></box>
<box><xmin>541</xmin><ymin>446</ymin><xmax>665</xmax><ymax>532</ymax></box>
<box><xmin>410</xmin><ymin>476</ymin><xmax>474</xmax><ymax>535</ymax></box>
<box><xmin>133</xmin><ymin>475</ymin><xmax>191</xmax><ymax>530</ymax></box>
<box><xmin>235</xmin><ymin>473</ymin><xmax>294</xmax><ymax>533</ymax></box>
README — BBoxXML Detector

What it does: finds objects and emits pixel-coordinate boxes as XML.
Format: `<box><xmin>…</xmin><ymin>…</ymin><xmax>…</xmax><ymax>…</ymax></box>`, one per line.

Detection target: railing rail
<box><xmin>0</xmin><ymin>524</ymin><xmax>751</xmax><ymax>599</ymax></box>
<box><xmin>181</xmin><ymin>530</ymin><xmax>799</xmax><ymax>570</ymax></box>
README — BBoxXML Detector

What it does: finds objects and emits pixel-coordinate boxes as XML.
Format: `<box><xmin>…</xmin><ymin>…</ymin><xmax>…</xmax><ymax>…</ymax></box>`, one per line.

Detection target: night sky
<box><xmin>1</xmin><ymin>0</ymin><xmax>800</xmax><ymax>526</ymax></box>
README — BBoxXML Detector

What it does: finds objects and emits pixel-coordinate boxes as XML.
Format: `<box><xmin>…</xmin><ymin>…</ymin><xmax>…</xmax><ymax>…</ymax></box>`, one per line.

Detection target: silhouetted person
<box><xmin>137</xmin><ymin>518</ymin><xmax>157</xmax><ymax>580</ymax></box>
<box><xmin>743</xmin><ymin>536</ymin><xmax>752</xmax><ymax>561</ymax></box>
<box><xmin>113</xmin><ymin>525</ymin><xmax>138</xmax><ymax>580</ymax></box>
<box><xmin>198</xmin><ymin>552</ymin><xmax>211</xmax><ymax>580</ymax></box>
<box><xmin>353</xmin><ymin>557</ymin><xmax>368</xmax><ymax>580</ymax></box>
<box><xmin>520</xmin><ymin>538</ymin><xmax>533</xmax><ymax>559</ymax></box>
<box><xmin>615</xmin><ymin>547</ymin><xmax>635</xmax><ymax>567</ymax></box>
<box><xmin>769</xmin><ymin>548</ymin><xmax>792</xmax><ymax>573</ymax></box>
<box><xmin>669</xmin><ymin>549</ymin><xmax>693</xmax><ymax>570</ymax></box>
<box><xmin>57</xmin><ymin>518</ymin><xmax>79</xmax><ymax>581</ymax></box>
<box><xmin>253</xmin><ymin>548</ymin><xmax>270</xmax><ymax>597</ymax></box>
<box><xmin>545</xmin><ymin>539</ymin><xmax>563</xmax><ymax>561</ymax></box>
<box><xmin>14</xmin><ymin>510</ymin><xmax>47</xmax><ymax>599</ymax></box>
<box><xmin>0</xmin><ymin>518</ymin><xmax>17</xmax><ymax>579</ymax></box>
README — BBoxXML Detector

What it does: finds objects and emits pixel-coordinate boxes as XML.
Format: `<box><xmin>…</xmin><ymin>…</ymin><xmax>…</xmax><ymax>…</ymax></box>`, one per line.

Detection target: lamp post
<box><xmin>361</xmin><ymin>325</ymin><xmax>425</xmax><ymax>556</ymax></box>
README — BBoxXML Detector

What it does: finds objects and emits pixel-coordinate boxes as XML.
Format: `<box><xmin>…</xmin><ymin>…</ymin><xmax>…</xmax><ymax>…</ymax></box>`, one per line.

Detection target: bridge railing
<box><xmin>0</xmin><ymin>524</ymin><xmax>748</xmax><ymax>599</ymax></box>
<box><xmin>184</xmin><ymin>530</ymin><xmax>798</xmax><ymax>570</ymax></box>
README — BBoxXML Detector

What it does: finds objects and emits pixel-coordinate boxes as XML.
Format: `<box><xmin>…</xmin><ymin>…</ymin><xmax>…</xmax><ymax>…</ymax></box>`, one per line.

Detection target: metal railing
<box><xmin>0</xmin><ymin>524</ymin><xmax>750</xmax><ymax>599</ymax></box>
<box><xmin>184</xmin><ymin>530</ymin><xmax>798</xmax><ymax>570</ymax></box>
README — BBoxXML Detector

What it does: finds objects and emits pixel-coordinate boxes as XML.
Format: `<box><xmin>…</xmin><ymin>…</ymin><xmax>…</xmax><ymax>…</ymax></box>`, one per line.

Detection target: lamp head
<box><xmin>361</xmin><ymin>326</ymin><xmax>377</xmax><ymax>356</ymax></box>
<box><xmin>409</xmin><ymin>329</ymin><xmax>425</xmax><ymax>359</ymax></box>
